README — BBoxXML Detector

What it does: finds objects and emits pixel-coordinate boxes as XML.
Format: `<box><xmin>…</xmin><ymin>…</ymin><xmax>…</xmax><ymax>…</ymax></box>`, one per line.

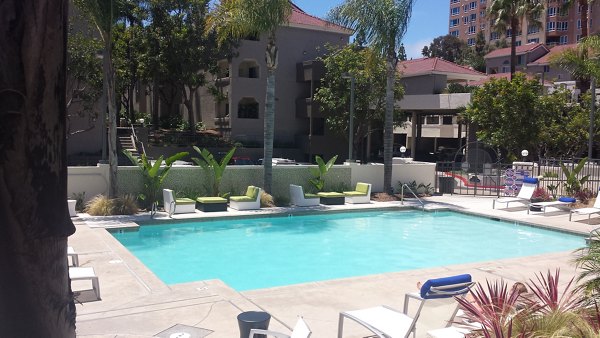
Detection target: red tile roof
<box><xmin>288</xmin><ymin>3</ymin><xmax>352</xmax><ymax>35</ymax></box>
<box><xmin>527</xmin><ymin>43</ymin><xmax>577</xmax><ymax>66</ymax></box>
<box><xmin>484</xmin><ymin>43</ymin><xmax>548</xmax><ymax>59</ymax></box>
<box><xmin>397</xmin><ymin>57</ymin><xmax>487</xmax><ymax>79</ymax></box>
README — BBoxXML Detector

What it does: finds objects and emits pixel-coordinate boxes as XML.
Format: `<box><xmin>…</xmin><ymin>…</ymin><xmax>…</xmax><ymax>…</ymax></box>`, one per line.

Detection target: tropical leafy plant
<box><xmin>531</xmin><ymin>187</ymin><xmax>552</xmax><ymax>202</ymax></box>
<box><xmin>192</xmin><ymin>147</ymin><xmax>235</xmax><ymax>197</ymax></box>
<box><xmin>123</xmin><ymin>150</ymin><xmax>189</xmax><ymax>215</ymax></box>
<box><xmin>308</xmin><ymin>155</ymin><xmax>338</xmax><ymax>192</ymax></box>
<box><xmin>561</xmin><ymin>157</ymin><xmax>589</xmax><ymax>196</ymax></box>
<box><xmin>575</xmin><ymin>230</ymin><xmax>600</xmax><ymax>298</ymax></box>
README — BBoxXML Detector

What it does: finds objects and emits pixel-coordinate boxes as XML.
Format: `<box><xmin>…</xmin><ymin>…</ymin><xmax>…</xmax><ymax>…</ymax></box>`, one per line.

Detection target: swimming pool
<box><xmin>111</xmin><ymin>210</ymin><xmax>584</xmax><ymax>291</ymax></box>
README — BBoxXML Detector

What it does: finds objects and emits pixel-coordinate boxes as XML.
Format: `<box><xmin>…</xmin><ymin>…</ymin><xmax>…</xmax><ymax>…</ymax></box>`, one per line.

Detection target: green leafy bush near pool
<box><xmin>85</xmin><ymin>194</ymin><xmax>139</xmax><ymax>216</ymax></box>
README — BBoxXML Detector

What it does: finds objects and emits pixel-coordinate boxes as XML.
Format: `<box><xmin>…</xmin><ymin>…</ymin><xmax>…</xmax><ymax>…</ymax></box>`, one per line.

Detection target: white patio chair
<box><xmin>527</xmin><ymin>196</ymin><xmax>575</xmax><ymax>214</ymax></box>
<box><xmin>70</xmin><ymin>266</ymin><xmax>101</xmax><ymax>301</ymax></box>
<box><xmin>343</xmin><ymin>182</ymin><xmax>372</xmax><ymax>204</ymax></box>
<box><xmin>570</xmin><ymin>190</ymin><xmax>600</xmax><ymax>223</ymax></box>
<box><xmin>493</xmin><ymin>177</ymin><xmax>538</xmax><ymax>209</ymax></box>
<box><xmin>163</xmin><ymin>189</ymin><xmax>196</xmax><ymax>216</ymax></box>
<box><xmin>338</xmin><ymin>274</ymin><xmax>474</xmax><ymax>338</ymax></box>
<box><xmin>289</xmin><ymin>185</ymin><xmax>320</xmax><ymax>207</ymax></box>
<box><xmin>230</xmin><ymin>186</ymin><xmax>262</xmax><ymax>210</ymax></box>
<box><xmin>249</xmin><ymin>316</ymin><xmax>311</xmax><ymax>338</ymax></box>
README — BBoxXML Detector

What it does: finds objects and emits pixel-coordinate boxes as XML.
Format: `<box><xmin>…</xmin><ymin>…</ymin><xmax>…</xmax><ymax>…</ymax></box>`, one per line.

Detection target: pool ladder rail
<box><xmin>400</xmin><ymin>184</ymin><xmax>425</xmax><ymax>210</ymax></box>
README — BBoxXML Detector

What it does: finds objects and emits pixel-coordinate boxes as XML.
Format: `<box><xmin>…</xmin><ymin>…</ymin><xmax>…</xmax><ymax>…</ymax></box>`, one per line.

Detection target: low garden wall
<box><xmin>68</xmin><ymin>160</ymin><xmax>436</xmax><ymax>203</ymax></box>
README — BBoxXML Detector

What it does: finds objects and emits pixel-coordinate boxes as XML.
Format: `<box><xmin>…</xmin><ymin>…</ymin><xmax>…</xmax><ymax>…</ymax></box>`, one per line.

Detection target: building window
<box><xmin>464</xmin><ymin>4</ymin><xmax>468</xmax><ymax>12</ymax></box>
<box><xmin>451</xmin><ymin>7</ymin><xmax>460</xmax><ymax>16</ymax></box>
<box><xmin>543</xmin><ymin>65</ymin><xmax>550</xmax><ymax>72</ymax></box>
<box><xmin>528</xmin><ymin>38</ymin><xmax>540</xmax><ymax>43</ymax></box>
<box><xmin>450</xmin><ymin>30</ymin><xmax>459</xmax><ymax>36</ymax></box>
<box><xmin>547</xmin><ymin>7</ymin><xmax>557</xmax><ymax>17</ymax></box>
<box><xmin>557</xmin><ymin>21</ymin><xmax>568</xmax><ymax>31</ymax></box>
<box><xmin>469</xmin><ymin>1</ymin><xmax>477</xmax><ymax>10</ymax></box>
<box><xmin>577</xmin><ymin>34</ymin><xmax>582</xmax><ymax>41</ymax></box>
<box><xmin>238</xmin><ymin>60</ymin><xmax>260</xmax><ymax>78</ymax></box>
<box><xmin>443</xmin><ymin>116</ymin><xmax>454</xmax><ymax>125</ymax></box>
<box><xmin>490</xmin><ymin>31</ymin><xmax>499</xmax><ymax>40</ymax></box>
<box><xmin>502</xmin><ymin>60</ymin><xmax>510</xmax><ymax>73</ymax></box>
<box><xmin>450</xmin><ymin>0</ymin><xmax>459</xmax><ymax>3</ymax></box>
<box><xmin>450</xmin><ymin>18</ymin><xmax>459</xmax><ymax>27</ymax></box>
<box><xmin>238</xmin><ymin>97</ymin><xmax>259</xmax><ymax>119</ymax></box>
<box><xmin>547</xmin><ymin>21</ymin><xmax>556</xmax><ymax>31</ymax></box>
<box><xmin>480</xmin><ymin>0</ymin><xmax>486</xmax><ymax>3</ymax></box>
<box><xmin>517</xmin><ymin>55</ymin><xmax>524</xmax><ymax>64</ymax></box>
<box><xmin>578</xmin><ymin>19</ymin><xmax>582</xmax><ymax>29</ymax></box>
<box><xmin>464</xmin><ymin>16</ymin><xmax>469</xmax><ymax>24</ymax></box>
<box><xmin>468</xmin><ymin>26</ymin><xmax>476</xmax><ymax>34</ymax></box>
<box><xmin>527</xmin><ymin>25</ymin><xmax>540</xmax><ymax>34</ymax></box>
<box><xmin>470</xmin><ymin>13</ymin><xmax>477</xmax><ymax>21</ymax></box>
<box><xmin>560</xmin><ymin>35</ymin><xmax>568</xmax><ymax>44</ymax></box>
<box><xmin>426</xmin><ymin>116</ymin><xmax>439</xmax><ymax>125</ymax></box>
<box><xmin>506</xmin><ymin>29</ymin><xmax>512</xmax><ymax>37</ymax></box>
<box><xmin>480</xmin><ymin>10</ymin><xmax>485</xmax><ymax>16</ymax></box>
<box><xmin>467</xmin><ymin>38</ymin><xmax>475</xmax><ymax>46</ymax></box>
<box><xmin>481</xmin><ymin>23</ymin><xmax>486</xmax><ymax>30</ymax></box>
<box><xmin>515</xmin><ymin>40</ymin><xmax>522</xmax><ymax>46</ymax></box>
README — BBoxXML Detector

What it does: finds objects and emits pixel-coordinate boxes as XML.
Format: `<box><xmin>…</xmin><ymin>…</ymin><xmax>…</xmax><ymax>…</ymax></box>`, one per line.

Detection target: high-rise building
<box><xmin>449</xmin><ymin>0</ymin><xmax>600</xmax><ymax>47</ymax></box>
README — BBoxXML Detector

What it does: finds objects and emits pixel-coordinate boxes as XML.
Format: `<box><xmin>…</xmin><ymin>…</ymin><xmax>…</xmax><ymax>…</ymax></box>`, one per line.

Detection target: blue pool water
<box><xmin>111</xmin><ymin>210</ymin><xmax>584</xmax><ymax>291</ymax></box>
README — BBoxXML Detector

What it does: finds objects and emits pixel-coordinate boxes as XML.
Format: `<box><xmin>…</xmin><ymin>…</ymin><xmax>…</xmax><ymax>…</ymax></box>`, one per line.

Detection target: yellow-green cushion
<box><xmin>245</xmin><ymin>186</ymin><xmax>259</xmax><ymax>199</ymax></box>
<box><xmin>344</xmin><ymin>191</ymin><xmax>366</xmax><ymax>196</ymax></box>
<box><xmin>230</xmin><ymin>196</ymin><xmax>255</xmax><ymax>202</ymax></box>
<box><xmin>317</xmin><ymin>192</ymin><xmax>345</xmax><ymax>197</ymax></box>
<box><xmin>304</xmin><ymin>193</ymin><xmax>320</xmax><ymax>199</ymax></box>
<box><xmin>176</xmin><ymin>198</ymin><xmax>196</xmax><ymax>205</ymax></box>
<box><xmin>356</xmin><ymin>182</ymin><xmax>370</xmax><ymax>194</ymax></box>
<box><xmin>197</xmin><ymin>197</ymin><xmax>227</xmax><ymax>204</ymax></box>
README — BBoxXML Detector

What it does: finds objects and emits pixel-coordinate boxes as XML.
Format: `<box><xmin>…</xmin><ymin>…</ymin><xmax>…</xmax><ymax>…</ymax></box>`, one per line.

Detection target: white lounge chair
<box><xmin>528</xmin><ymin>196</ymin><xmax>576</xmax><ymax>214</ymax></box>
<box><xmin>249</xmin><ymin>316</ymin><xmax>311</xmax><ymax>338</ymax></box>
<box><xmin>493</xmin><ymin>177</ymin><xmax>538</xmax><ymax>209</ymax></box>
<box><xmin>70</xmin><ymin>266</ymin><xmax>101</xmax><ymax>301</ymax></box>
<box><xmin>68</xmin><ymin>246</ymin><xmax>79</xmax><ymax>267</ymax></box>
<box><xmin>570</xmin><ymin>191</ymin><xmax>600</xmax><ymax>223</ymax></box>
<box><xmin>230</xmin><ymin>186</ymin><xmax>262</xmax><ymax>210</ymax></box>
<box><xmin>338</xmin><ymin>274</ymin><xmax>474</xmax><ymax>338</ymax></box>
<box><xmin>290</xmin><ymin>184</ymin><xmax>320</xmax><ymax>207</ymax></box>
<box><xmin>163</xmin><ymin>189</ymin><xmax>196</xmax><ymax>216</ymax></box>
<box><xmin>343</xmin><ymin>182</ymin><xmax>372</xmax><ymax>204</ymax></box>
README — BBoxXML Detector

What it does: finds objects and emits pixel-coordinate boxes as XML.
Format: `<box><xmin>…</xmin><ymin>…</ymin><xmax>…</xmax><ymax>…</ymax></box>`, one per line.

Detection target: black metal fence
<box><xmin>435</xmin><ymin>158</ymin><xmax>600</xmax><ymax>197</ymax></box>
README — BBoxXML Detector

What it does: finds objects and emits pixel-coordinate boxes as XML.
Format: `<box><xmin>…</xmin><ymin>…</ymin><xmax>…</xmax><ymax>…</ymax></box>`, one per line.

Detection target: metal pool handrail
<box><xmin>400</xmin><ymin>184</ymin><xmax>425</xmax><ymax>210</ymax></box>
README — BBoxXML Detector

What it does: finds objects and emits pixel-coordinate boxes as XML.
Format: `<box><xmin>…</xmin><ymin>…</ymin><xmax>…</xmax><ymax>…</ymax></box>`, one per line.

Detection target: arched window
<box><xmin>239</xmin><ymin>60</ymin><xmax>260</xmax><ymax>78</ymax></box>
<box><xmin>238</xmin><ymin>97</ymin><xmax>259</xmax><ymax>119</ymax></box>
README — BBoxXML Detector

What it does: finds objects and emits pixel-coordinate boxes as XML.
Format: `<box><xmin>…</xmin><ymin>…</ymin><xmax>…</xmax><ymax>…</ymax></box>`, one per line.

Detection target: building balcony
<box><xmin>296</xmin><ymin>60</ymin><xmax>325</xmax><ymax>82</ymax></box>
<box><xmin>215</xmin><ymin>77</ymin><xmax>230</xmax><ymax>87</ymax></box>
<box><xmin>546</xmin><ymin>30</ymin><xmax>560</xmax><ymax>37</ymax></box>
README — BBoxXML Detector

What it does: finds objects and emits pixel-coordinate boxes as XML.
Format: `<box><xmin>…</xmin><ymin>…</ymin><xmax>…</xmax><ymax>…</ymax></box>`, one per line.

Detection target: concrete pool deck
<box><xmin>71</xmin><ymin>195</ymin><xmax>598</xmax><ymax>337</ymax></box>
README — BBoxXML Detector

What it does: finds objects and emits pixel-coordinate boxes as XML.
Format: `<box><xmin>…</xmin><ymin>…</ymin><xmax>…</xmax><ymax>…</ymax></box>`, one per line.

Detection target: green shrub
<box><xmin>113</xmin><ymin>194</ymin><xmax>139</xmax><ymax>215</ymax></box>
<box><xmin>274</xmin><ymin>195</ymin><xmax>290</xmax><ymax>207</ymax></box>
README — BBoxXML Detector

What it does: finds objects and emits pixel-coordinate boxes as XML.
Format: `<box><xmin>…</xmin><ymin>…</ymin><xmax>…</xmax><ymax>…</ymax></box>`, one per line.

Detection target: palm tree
<box><xmin>1</xmin><ymin>0</ymin><xmax>76</xmax><ymax>336</ymax></box>
<box><xmin>329</xmin><ymin>0</ymin><xmax>414</xmax><ymax>194</ymax></box>
<box><xmin>208</xmin><ymin>0</ymin><xmax>292</xmax><ymax>194</ymax></box>
<box><xmin>74</xmin><ymin>0</ymin><xmax>125</xmax><ymax>197</ymax></box>
<box><xmin>488</xmin><ymin>0</ymin><xmax>544</xmax><ymax>78</ymax></box>
<box><xmin>551</xmin><ymin>35</ymin><xmax>600</xmax><ymax>92</ymax></box>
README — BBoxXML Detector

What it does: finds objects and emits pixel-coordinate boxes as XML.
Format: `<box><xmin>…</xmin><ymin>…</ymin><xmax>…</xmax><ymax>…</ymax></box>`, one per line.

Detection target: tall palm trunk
<box><xmin>263</xmin><ymin>34</ymin><xmax>278</xmax><ymax>194</ymax></box>
<box><xmin>103</xmin><ymin>36</ymin><xmax>119</xmax><ymax>197</ymax></box>
<box><xmin>383</xmin><ymin>50</ymin><xmax>397</xmax><ymax>194</ymax></box>
<box><xmin>510</xmin><ymin>17</ymin><xmax>518</xmax><ymax>78</ymax></box>
<box><xmin>0</xmin><ymin>0</ymin><xmax>76</xmax><ymax>336</ymax></box>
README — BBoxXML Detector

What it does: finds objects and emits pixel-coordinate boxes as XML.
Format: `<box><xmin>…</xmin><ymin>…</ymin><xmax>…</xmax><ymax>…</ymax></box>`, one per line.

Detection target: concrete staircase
<box><xmin>117</xmin><ymin>128</ymin><xmax>141</xmax><ymax>165</ymax></box>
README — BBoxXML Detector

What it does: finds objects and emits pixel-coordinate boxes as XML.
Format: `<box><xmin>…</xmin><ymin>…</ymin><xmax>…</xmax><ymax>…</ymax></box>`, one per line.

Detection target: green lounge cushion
<box><xmin>356</xmin><ymin>182</ymin><xmax>370</xmax><ymax>194</ymax></box>
<box><xmin>304</xmin><ymin>193</ymin><xmax>320</xmax><ymax>199</ymax></box>
<box><xmin>230</xmin><ymin>196</ymin><xmax>255</xmax><ymax>202</ymax></box>
<box><xmin>176</xmin><ymin>198</ymin><xmax>196</xmax><ymax>205</ymax></box>
<box><xmin>245</xmin><ymin>186</ymin><xmax>259</xmax><ymax>199</ymax></box>
<box><xmin>344</xmin><ymin>191</ymin><xmax>366</xmax><ymax>197</ymax></box>
<box><xmin>317</xmin><ymin>192</ymin><xmax>345</xmax><ymax>198</ymax></box>
<box><xmin>197</xmin><ymin>197</ymin><xmax>227</xmax><ymax>204</ymax></box>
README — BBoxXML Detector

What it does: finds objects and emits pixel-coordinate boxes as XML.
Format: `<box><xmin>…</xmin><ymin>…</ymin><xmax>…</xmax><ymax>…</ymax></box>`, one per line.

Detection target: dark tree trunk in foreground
<box><xmin>0</xmin><ymin>1</ymin><xmax>76</xmax><ymax>337</ymax></box>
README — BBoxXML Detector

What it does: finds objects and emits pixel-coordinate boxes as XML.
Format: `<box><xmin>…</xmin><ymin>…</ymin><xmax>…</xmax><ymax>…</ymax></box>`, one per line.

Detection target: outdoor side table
<box><xmin>196</xmin><ymin>196</ymin><xmax>228</xmax><ymax>212</ymax></box>
<box><xmin>317</xmin><ymin>192</ymin><xmax>345</xmax><ymax>205</ymax></box>
<box><xmin>237</xmin><ymin>311</ymin><xmax>271</xmax><ymax>338</ymax></box>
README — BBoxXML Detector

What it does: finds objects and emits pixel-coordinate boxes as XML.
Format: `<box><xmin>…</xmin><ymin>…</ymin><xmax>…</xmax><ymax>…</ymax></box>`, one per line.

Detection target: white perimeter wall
<box><xmin>68</xmin><ymin>160</ymin><xmax>436</xmax><ymax>201</ymax></box>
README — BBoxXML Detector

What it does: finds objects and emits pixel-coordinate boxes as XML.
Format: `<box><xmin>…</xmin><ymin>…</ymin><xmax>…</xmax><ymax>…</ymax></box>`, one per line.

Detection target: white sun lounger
<box><xmin>250</xmin><ymin>316</ymin><xmax>311</xmax><ymax>338</ymax></box>
<box><xmin>527</xmin><ymin>197</ymin><xmax>576</xmax><ymax>214</ymax></box>
<box><xmin>69</xmin><ymin>266</ymin><xmax>101</xmax><ymax>301</ymax></box>
<box><xmin>67</xmin><ymin>246</ymin><xmax>79</xmax><ymax>267</ymax></box>
<box><xmin>493</xmin><ymin>177</ymin><xmax>538</xmax><ymax>209</ymax></box>
<box><xmin>570</xmin><ymin>192</ymin><xmax>600</xmax><ymax>224</ymax></box>
<box><xmin>338</xmin><ymin>274</ymin><xmax>474</xmax><ymax>338</ymax></box>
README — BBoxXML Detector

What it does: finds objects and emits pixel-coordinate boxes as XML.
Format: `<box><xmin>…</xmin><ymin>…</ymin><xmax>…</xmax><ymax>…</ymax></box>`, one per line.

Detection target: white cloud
<box><xmin>403</xmin><ymin>38</ymin><xmax>433</xmax><ymax>60</ymax></box>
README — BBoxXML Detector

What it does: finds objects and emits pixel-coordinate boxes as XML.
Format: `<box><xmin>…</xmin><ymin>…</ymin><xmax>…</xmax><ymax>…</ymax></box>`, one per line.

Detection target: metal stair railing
<box><xmin>400</xmin><ymin>184</ymin><xmax>425</xmax><ymax>210</ymax></box>
<box><xmin>130</xmin><ymin>125</ymin><xmax>146</xmax><ymax>157</ymax></box>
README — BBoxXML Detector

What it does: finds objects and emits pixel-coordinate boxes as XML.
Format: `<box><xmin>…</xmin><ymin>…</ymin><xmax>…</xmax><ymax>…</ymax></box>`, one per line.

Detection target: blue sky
<box><xmin>293</xmin><ymin>0</ymin><xmax>449</xmax><ymax>59</ymax></box>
